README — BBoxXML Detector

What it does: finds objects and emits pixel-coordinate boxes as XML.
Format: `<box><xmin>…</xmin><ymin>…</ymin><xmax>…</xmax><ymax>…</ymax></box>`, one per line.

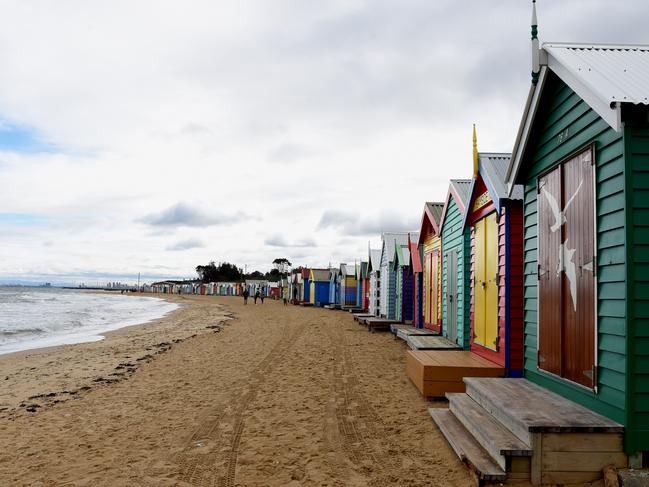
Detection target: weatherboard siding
<box><xmin>520</xmin><ymin>75</ymin><xmax>626</xmax><ymax>426</ymax></box>
<box><xmin>441</xmin><ymin>196</ymin><xmax>471</xmax><ymax>349</ymax></box>
<box><xmin>625</xmin><ymin>121</ymin><xmax>649</xmax><ymax>453</ymax></box>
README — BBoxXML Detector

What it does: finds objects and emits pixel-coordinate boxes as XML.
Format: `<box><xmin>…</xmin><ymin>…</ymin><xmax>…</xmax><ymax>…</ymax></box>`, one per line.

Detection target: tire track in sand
<box><xmin>174</xmin><ymin>320</ymin><xmax>306</xmax><ymax>487</ymax></box>
<box><xmin>325</xmin><ymin>314</ymin><xmax>405</xmax><ymax>484</ymax></box>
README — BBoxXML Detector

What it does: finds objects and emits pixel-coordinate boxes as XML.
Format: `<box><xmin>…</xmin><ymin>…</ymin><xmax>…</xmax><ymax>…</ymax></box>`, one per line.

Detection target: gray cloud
<box><xmin>165</xmin><ymin>238</ymin><xmax>204</xmax><ymax>251</ymax></box>
<box><xmin>318</xmin><ymin>210</ymin><xmax>418</xmax><ymax>237</ymax></box>
<box><xmin>268</xmin><ymin>142</ymin><xmax>320</xmax><ymax>165</ymax></box>
<box><xmin>180</xmin><ymin>122</ymin><xmax>212</xmax><ymax>136</ymax></box>
<box><xmin>265</xmin><ymin>235</ymin><xmax>317</xmax><ymax>248</ymax></box>
<box><xmin>138</xmin><ymin>203</ymin><xmax>247</xmax><ymax>228</ymax></box>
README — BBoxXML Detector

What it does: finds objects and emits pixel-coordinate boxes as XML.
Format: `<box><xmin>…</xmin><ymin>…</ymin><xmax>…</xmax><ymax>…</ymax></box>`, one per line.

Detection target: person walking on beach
<box><xmin>260</xmin><ymin>292</ymin><xmax>265</xmax><ymax>304</ymax></box>
<box><xmin>243</xmin><ymin>288</ymin><xmax>249</xmax><ymax>305</ymax></box>
<box><xmin>254</xmin><ymin>290</ymin><xmax>260</xmax><ymax>304</ymax></box>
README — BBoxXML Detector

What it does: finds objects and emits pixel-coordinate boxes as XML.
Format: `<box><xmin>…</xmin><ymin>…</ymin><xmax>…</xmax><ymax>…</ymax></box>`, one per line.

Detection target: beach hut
<box><xmin>417</xmin><ymin>202</ymin><xmax>445</xmax><ymax>332</ymax></box>
<box><xmin>503</xmin><ymin>38</ymin><xmax>649</xmax><ymax>462</ymax></box>
<box><xmin>309</xmin><ymin>269</ymin><xmax>331</xmax><ymax>306</ymax></box>
<box><xmin>355</xmin><ymin>262</ymin><xmax>369</xmax><ymax>310</ymax></box>
<box><xmin>461</xmin><ymin>145</ymin><xmax>525</xmax><ymax>376</ymax></box>
<box><xmin>291</xmin><ymin>271</ymin><xmax>302</xmax><ymax>304</ymax></box>
<box><xmin>393</xmin><ymin>234</ymin><xmax>418</xmax><ymax>323</ymax></box>
<box><xmin>301</xmin><ymin>268</ymin><xmax>310</xmax><ymax>303</ymax></box>
<box><xmin>408</xmin><ymin>233</ymin><xmax>424</xmax><ymax>327</ymax></box>
<box><xmin>336</xmin><ymin>264</ymin><xmax>356</xmax><ymax>307</ymax></box>
<box><xmin>328</xmin><ymin>268</ymin><xmax>339</xmax><ymax>306</ymax></box>
<box><xmin>379</xmin><ymin>232</ymin><xmax>410</xmax><ymax>320</ymax></box>
<box><xmin>367</xmin><ymin>249</ymin><xmax>381</xmax><ymax>316</ymax></box>
<box><xmin>439</xmin><ymin>180</ymin><xmax>473</xmax><ymax>347</ymax></box>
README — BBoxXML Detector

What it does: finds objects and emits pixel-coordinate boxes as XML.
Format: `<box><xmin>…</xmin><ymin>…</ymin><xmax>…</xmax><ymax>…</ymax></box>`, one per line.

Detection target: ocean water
<box><xmin>0</xmin><ymin>287</ymin><xmax>179</xmax><ymax>355</ymax></box>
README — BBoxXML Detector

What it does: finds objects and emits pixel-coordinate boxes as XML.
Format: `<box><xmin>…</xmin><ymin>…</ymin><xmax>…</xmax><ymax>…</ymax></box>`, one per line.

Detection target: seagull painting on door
<box><xmin>537</xmin><ymin>147</ymin><xmax>595</xmax><ymax>389</ymax></box>
<box><xmin>541</xmin><ymin>178</ymin><xmax>583</xmax><ymax>312</ymax></box>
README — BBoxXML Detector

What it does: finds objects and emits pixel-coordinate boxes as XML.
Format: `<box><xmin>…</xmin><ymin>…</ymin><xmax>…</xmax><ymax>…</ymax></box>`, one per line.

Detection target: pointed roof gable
<box><xmin>438</xmin><ymin>179</ymin><xmax>473</xmax><ymax>232</ymax></box>
<box><xmin>357</xmin><ymin>261</ymin><xmax>368</xmax><ymax>279</ymax></box>
<box><xmin>380</xmin><ymin>232</ymin><xmax>410</xmax><ymax>267</ymax></box>
<box><xmin>367</xmin><ymin>249</ymin><xmax>381</xmax><ymax>272</ymax></box>
<box><xmin>462</xmin><ymin>153</ymin><xmax>524</xmax><ymax>229</ymax></box>
<box><xmin>339</xmin><ymin>263</ymin><xmax>355</xmax><ymax>277</ymax></box>
<box><xmin>507</xmin><ymin>42</ymin><xmax>649</xmax><ymax>192</ymax></box>
<box><xmin>309</xmin><ymin>268</ymin><xmax>330</xmax><ymax>282</ymax></box>
<box><xmin>417</xmin><ymin>202</ymin><xmax>444</xmax><ymax>246</ymax></box>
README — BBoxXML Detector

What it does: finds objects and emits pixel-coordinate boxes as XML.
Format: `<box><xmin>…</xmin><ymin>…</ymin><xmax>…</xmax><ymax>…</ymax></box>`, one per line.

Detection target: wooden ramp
<box><xmin>394</xmin><ymin>326</ymin><xmax>438</xmax><ymax>342</ymax></box>
<box><xmin>429</xmin><ymin>377</ymin><xmax>626</xmax><ymax>485</ymax></box>
<box><xmin>359</xmin><ymin>317</ymin><xmax>395</xmax><ymax>332</ymax></box>
<box><xmin>406</xmin><ymin>350</ymin><xmax>503</xmax><ymax>398</ymax></box>
<box><xmin>352</xmin><ymin>313</ymin><xmax>374</xmax><ymax>322</ymax></box>
<box><xmin>406</xmin><ymin>335</ymin><xmax>460</xmax><ymax>350</ymax></box>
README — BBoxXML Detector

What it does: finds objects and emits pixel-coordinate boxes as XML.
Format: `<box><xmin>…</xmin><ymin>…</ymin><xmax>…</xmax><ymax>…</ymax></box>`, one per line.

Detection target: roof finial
<box><xmin>531</xmin><ymin>0</ymin><xmax>540</xmax><ymax>84</ymax></box>
<box><xmin>472</xmin><ymin>124</ymin><xmax>479</xmax><ymax>178</ymax></box>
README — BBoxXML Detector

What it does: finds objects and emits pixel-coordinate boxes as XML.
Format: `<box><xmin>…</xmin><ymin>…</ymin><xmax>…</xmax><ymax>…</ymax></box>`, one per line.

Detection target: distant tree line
<box><xmin>195</xmin><ymin>258</ymin><xmax>292</xmax><ymax>283</ymax></box>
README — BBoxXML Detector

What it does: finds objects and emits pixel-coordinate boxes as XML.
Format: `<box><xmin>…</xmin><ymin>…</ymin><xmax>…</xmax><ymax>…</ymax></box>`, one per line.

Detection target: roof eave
<box><xmin>546</xmin><ymin>50</ymin><xmax>622</xmax><ymax>131</ymax></box>
<box><xmin>507</xmin><ymin>66</ymin><xmax>549</xmax><ymax>195</ymax></box>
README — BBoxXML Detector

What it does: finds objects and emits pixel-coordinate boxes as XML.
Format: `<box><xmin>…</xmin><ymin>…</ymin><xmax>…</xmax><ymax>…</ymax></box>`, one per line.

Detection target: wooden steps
<box><xmin>406</xmin><ymin>351</ymin><xmax>504</xmax><ymax>398</ymax></box>
<box><xmin>447</xmin><ymin>393</ymin><xmax>531</xmax><ymax>470</ymax></box>
<box><xmin>429</xmin><ymin>408</ymin><xmax>506</xmax><ymax>482</ymax></box>
<box><xmin>429</xmin><ymin>378</ymin><xmax>627</xmax><ymax>485</ymax></box>
<box><xmin>406</xmin><ymin>335</ymin><xmax>460</xmax><ymax>350</ymax></box>
<box><xmin>464</xmin><ymin>377</ymin><xmax>624</xmax><ymax>445</ymax></box>
<box><xmin>392</xmin><ymin>325</ymin><xmax>438</xmax><ymax>342</ymax></box>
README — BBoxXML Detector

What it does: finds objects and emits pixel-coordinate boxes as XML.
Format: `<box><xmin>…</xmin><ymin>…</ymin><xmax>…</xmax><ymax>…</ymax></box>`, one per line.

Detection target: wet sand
<box><xmin>0</xmin><ymin>295</ymin><xmax>476</xmax><ymax>486</ymax></box>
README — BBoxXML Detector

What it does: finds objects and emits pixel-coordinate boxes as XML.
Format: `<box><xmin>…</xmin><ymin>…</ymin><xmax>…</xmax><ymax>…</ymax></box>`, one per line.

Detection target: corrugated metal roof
<box><xmin>425</xmin><ymin>202</ymin><xmax>444</xmax><ymax>227</ymax></box>
<box><xmin>311</xmin><ymin>269</ymin><xmax>329</xmax><ymax>281</ymax></box>
<box><xmin>507</xmin><ymin>42</ymin><xmax>649</xmax><ymax>192</ymax></box>
<box><xmin>369</xmin><ymin>249</ymin><xmax>381</xmax><ymax>271</ymax></box>
<box><xmin>401</xmin><ymin>246</ymin><xmax>410</xmax><ymax>266</ymax></box>
<box><xmin>545</xmin><ymin>43</ymin><xmax>649</xmax><ymax>107</ymax></box>
<box><xmin>450</xmin><ymin>179</ymin><xmax>473</xmax><ymax>209</ymax></box>
<box><xmin>382</xmin><ymin>232</ymin><xmax>410</xmax><ymax>265</ymax></box>
<box><xmin>479</xmin><ymin>153</ymin><xmax>523</xmax><ymax>202</ymax></box>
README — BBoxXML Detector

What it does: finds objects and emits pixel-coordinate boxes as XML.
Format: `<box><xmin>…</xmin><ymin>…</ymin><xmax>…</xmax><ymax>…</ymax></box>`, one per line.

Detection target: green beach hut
<box><xmin>438</xmin><ymin>179</ymin><xmax>473</xmax><ymax>348</ymax></box>
<box><xmin>505</xmin><ymin>37</ymin><xmax>649</xmax><ymax>461</ymax></box>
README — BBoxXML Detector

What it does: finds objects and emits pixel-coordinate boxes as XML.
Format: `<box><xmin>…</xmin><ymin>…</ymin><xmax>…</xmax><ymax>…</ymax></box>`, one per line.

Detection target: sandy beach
<box><xmin>0</xmin><ymin>295</ymin><xmax>476</xmax><ymax>486</ymax></box>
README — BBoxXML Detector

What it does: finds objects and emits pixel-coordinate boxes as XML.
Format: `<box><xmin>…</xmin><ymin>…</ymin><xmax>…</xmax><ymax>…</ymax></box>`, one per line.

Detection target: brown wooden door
<box><xmin>538</xmin><ymin>147</ymin><xmax>595</xmax><ymax>388</ymax></box>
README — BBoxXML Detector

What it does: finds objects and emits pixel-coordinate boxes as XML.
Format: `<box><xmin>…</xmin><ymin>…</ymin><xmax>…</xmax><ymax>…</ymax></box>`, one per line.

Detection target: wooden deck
<box><xmin>406</xmin><ymin>350</ymin><xmax>504</xmax><ymax>398</ymax></box>
<box><xmin>352</xmin><ymin>313</ymin><xmax>374</xmax><ymax>321</ymax></box>
<box><xmin>429</xmin><ymin>378</ymin><xmax>627</xmax><ymax>485</ymax></box>
<box><xmin>397</xmin><ymin>328</ymin><xmax>438</xmax><ymax>342</ymax></box>
<box><xmin>406</xmin><ymin>335</ymin><xmax>460</xmax><ymax>350</ymax></box>
<box><xmin>358</xmin><ymin>317</ymin><xmax>395</xmax><ymax>332</ymax></box>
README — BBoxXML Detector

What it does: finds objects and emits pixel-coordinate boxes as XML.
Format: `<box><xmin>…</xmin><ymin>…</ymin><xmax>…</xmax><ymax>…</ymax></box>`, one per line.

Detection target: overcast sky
<box><xmin>1</xmin><ymin>0</ymin><xmax>648</xmax><ymax>284</ymax></box>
